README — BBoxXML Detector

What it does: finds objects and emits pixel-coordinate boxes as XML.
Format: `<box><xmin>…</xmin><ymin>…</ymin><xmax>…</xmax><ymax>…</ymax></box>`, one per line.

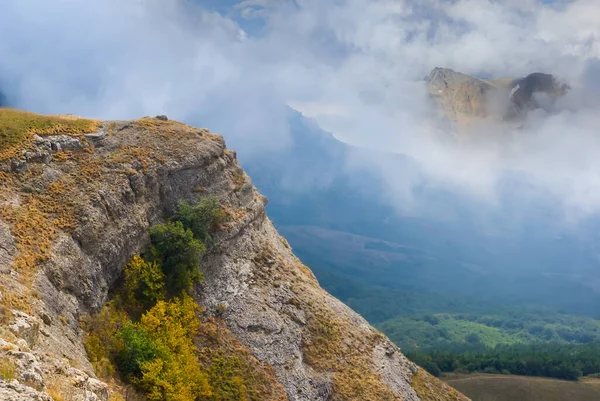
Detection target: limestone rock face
<box><xmin>427</xmin><ymin>67</ymin><xmax>496</xmax><ymax>124</ymax></box>
<box><xmin>426</xmin><ymin>67</ymin><xmax>569</xmax><ymax>127</ymax></box>
<box><xmin>0</xmin><ymin>115</ymin><xmax>468</xmax><ymax>401</ymax></box>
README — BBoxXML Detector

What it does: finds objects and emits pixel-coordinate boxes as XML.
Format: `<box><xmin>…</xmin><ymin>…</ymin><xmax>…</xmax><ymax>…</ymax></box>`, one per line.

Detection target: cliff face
<box><xmin>426</xmin><ymin>67</ymin><xmax>569</xmax><ymax>128</ymax></box>
<box><xmin>0</xmin><ymin>109</ymin><xmax>468</xmax><ymax>401</ymax></box>
<box><xmin>426</xmin><ymin>67</ymin><xmax>497</xmax><ymax>125</ymax></box>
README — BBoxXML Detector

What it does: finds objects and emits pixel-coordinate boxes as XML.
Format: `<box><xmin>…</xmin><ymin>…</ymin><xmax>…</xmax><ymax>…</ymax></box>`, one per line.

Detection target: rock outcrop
<box><xmin>426</xmin><ymin>67</ymin><xmax>496</xmax><ymax>124</ymax></box>
<box><xmin>426</xmin><ymin>67</ymin><xmax>569</xmax><ymax>127</ymax></box>
<box><xmin>505</xmin><ymin>72</ymin><xmax>570</xmax><ymax>117</ymax></box>
<box><xmin>0</xmin><ymin>110</ymin><xmax>468</xmax><ymax>401</ymax></box>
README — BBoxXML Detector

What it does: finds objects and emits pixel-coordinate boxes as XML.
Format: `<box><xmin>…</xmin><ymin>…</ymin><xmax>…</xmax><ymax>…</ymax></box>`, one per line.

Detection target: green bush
<box><xmin>150</xmin><ymin>221</ymin><xmax>205</xmax><ymax>296</ymax></box>
<box><xmin>172</xmin><ymin>198</ymin><xmax>228</xmax><ymax>245</ymax></box>
<box><xmin>116</xmin><ymin>323</ymin><xmax>158</xmax><ymax>380</ymax></box>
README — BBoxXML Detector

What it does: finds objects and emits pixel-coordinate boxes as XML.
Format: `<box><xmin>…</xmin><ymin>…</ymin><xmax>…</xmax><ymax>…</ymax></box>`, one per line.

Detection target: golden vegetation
<box><xmin>412</xmin><ymin>369</ymin><xmax>467</xmax><ymax>401</ymax></box>
<box><xmin>134</xmin><ymin>117</ymin><xmax>218</xmax><ymax>141</ymax></box>
<box><xmin>302</xmin><ymin>312</ymin><xmax>400</xmax><ymax>400</ymax></box>
<box><xmin>301</xmin><ymin>306</ymin><xmax>465</xmax><ymax>400</ymax></box>
<box><xmin>196</xmin><ymin>319</ymin><xmax>287</xmax><ymax>401</ymax></box>
<box><xmin>46</xmin><ymin>379</ymin><xmax>77</xmax><ymax>401</ymax></box>
<box><xmin>0</xmin><ymin>200</ymin><xmax>55</xmax><ymax>282</ymax></box>
<box><xmin>84</xmin><ymin>276</ymin><xmax>287</xmax><ymax>401</ymax></box>
<box><xmin>302</xmin><ymin>315</ymin><xmax>341</xmax><ymax>369</ymax></box>
<box><xmin>1</xmin><ymin>290</ymin><xmax>32</xmax><ymax>317</ymax></box>
<box><xmin>83</xmin><ymin>198</ymin><xmax>286</xmax><ymax>401</ymax></box>
<box><xmin>0</xmin><ymin>357</ymin><xmax>16</xmax><ymax>381</ymax></box>
<box><xmin>0</xmin><ymin>108</ymin><xmax>98</xmax><ymax>160</ymax></box>
<box><xmin>0</xmin><ymin>110</ymin><xmax>99</xmax><ymax>290</ymax></box>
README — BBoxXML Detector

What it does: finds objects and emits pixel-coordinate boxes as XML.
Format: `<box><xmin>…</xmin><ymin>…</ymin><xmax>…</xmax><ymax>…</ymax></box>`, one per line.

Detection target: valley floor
<box><xmin>443</xmin><ymin>374</ymin><xmax>600</xmax><ymax>401</ymax></box>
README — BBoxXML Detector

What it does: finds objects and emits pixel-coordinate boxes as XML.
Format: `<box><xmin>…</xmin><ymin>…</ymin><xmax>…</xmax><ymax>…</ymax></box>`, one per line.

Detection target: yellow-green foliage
<box><xmin>196</xmin><ymin>322</ymin><xmax>287</xmax><ymax>401</ymax></box>
<box><xmin>123</xmin><ymin>256</ymin><xmax>165</xmax><ymax>316</ymax></box>
<box><xmin>83</xmin><ymin>302</ymin><xmax>130</xmax><ymax>378</ymax></box>
<box><xmin>83</xmin><ymin>196</ymin><xmax>287</xmax><ymax>401</ymax></box>
<box><xmin>333</xmin><ymin>366</ymin><xmax>398</xmax><ymax>401</ymax></box>
<box><xmin>0</xmin><ymin>357</ymin><xmax>16</xmax><ymax>381</ymax></box>
<box><xmin>135</xmin><ymin>295</ymin><xmax>211</xmax><ymax>401</ymax></box>
<box><xmin>206</xmin><ymin>355</ymin><xmax>249</xmax><ymax>401</ymax></box>
<box><xmin>86</xmin><ymin>295</ymin><xmax>211</xmax><ymax>401</ymax></box>
<box><xmin>0</xmin><ymin>108</ymin><xmax>98</xmax><ymax>159</ymax></box>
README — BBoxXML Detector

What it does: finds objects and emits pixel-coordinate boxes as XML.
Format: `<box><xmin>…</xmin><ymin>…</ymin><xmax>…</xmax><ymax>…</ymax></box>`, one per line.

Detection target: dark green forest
<box><xmin>406</xmin><ymin>343</ymin><xmax>600</xmax><ymax>381</ymax></box>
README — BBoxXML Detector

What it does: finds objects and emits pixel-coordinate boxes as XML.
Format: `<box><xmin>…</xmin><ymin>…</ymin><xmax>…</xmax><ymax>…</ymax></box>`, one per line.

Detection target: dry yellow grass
<box><xmin>444</xmin><ymin>374</ymin><xmax>600</xmax><ymax>401</ymax></box>
<box><xmin>0</xmin><ymin>108</ymin><xmax>98</xmax><ymax>160</ymax></box>
<box><xmin>0</xmin><ymin>357</ymin><xmax>16</xmax><ymax>381</ymax></box>
<box><xmin>301</xmin><ymin>310</ymin><xmax>400</xmax><ymax>400</ymax></box>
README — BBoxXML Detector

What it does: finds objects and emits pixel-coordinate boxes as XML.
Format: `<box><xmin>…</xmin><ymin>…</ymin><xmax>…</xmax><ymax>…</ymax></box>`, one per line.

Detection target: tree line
<box><xmin>406</xmin><ymin>342</ymin><xmax>600</xmax><ymax>381</ymax></box>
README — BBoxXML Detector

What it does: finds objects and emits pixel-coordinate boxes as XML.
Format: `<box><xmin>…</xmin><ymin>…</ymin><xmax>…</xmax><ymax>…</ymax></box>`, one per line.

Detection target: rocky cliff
<box><xmin>426</xmin><ymin>67</ymin><xmax>569</xmax><ymax>128</ymax></box>
<box><xmin>0</xmin><ymin>109</ymin><xmax>468</xmax><ymax>401</ymax></box>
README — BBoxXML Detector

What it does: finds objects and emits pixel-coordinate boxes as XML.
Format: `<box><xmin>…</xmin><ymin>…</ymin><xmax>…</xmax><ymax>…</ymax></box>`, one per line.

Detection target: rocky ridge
<box><xmin>426</xmin><ymin>67</ymin><xmax>569</xmax><ymax>128</ymax></box>
<box><xmin>0</xmin><ymin>109</ymin><xmax>468</xmax><ymax>401</ymax></box>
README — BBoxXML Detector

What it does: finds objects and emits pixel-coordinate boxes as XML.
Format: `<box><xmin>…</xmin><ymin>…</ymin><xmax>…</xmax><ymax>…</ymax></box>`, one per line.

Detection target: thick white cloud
<box><xmin>2</xmin><ymin>0</ymin><xmax>600</xmax><ymax>217</ymax></box>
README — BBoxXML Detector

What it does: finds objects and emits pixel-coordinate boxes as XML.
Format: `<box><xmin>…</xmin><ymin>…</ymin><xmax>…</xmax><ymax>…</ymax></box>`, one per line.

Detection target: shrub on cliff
<box><xmin>149</xmin><ymin>221</ymin><xmax>205</xmax><ymax>296</ymax></box>
<box><xmin>133</xmin><ymin>295</ymin><xmax>212</xmax><ymax>401</ymax></box>
<box><xmin>173</xmin><ymin>198</ymin><xmax>228</xmax><ymax>245</ymax></box>
<box><xmin>123</xmin><ymin>255</ymin><xmax>166</xmax><ymax>316</ymax></box>
<box><xmin>116</xmin><ymin>322</ymin><xmax>158</xmax><ymax>380</ymax></box>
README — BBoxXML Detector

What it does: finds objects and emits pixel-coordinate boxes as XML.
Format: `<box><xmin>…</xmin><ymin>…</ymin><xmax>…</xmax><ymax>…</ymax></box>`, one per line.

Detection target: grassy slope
<box><xmin>444</xmin><ymin>374</ymin><xmax>600</xmax><ymax>401</ymax></box>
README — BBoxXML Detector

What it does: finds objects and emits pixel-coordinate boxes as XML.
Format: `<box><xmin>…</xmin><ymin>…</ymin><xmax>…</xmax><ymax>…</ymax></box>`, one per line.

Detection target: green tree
<box><xmin>466</xmin><ymin>333</ymin><xmax>481</xmax><ymax>344</ymax></box>
<box><xmin>423</xmin><ymin>361</ymin><xmax>442</xmax><ymax>377</ymax></box>
<box><xmin>149</xmin><ymin>221</ymin><xmax>205</xmax><ymax>296</ymax></box>
<box><xmin>172</xmin><ymin>198</ymin><xmax>228</xmax><ymax>245</ymax></box>
<box><xmin>116</xmin><ymin>323</ymin><xmax>157</xmax><ymax>380</ymax></box>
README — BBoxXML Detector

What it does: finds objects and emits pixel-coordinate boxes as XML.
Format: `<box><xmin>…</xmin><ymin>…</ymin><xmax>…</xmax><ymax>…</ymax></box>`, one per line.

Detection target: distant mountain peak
<box><xmin>426</xmin><ymin>67</ymin><xmax>569</xmax><ymax>127</ymax></box>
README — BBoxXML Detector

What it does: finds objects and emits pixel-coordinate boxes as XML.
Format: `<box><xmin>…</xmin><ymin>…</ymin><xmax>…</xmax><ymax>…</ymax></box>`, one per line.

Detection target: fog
<box><xmin>2</xmin><ymin>0</ymin><xmax>600</xmax><ymax>221</ymax></box>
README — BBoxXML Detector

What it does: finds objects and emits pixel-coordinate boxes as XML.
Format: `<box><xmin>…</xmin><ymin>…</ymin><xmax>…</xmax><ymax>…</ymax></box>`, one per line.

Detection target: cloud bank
<box><xmin>3</xmin><ymin>0</ymin><xmax>600</xmax><ymax>220</ymax></box>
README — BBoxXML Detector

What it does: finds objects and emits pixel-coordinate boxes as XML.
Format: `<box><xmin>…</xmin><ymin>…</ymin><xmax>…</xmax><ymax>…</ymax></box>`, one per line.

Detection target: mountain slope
<box><xmin>0</xmin><ymin>108</ymin><xmax>467</xmax><ymax>401</ymax></box>
<box><xmin>426</xmin><ymin>67</ymin><xmax>569</xmax><ymax>125</ymax></box>
<box><xmin>238</xmin><ymin>108</ymin><xmax>600</xmax><ymax>323</ymax></box>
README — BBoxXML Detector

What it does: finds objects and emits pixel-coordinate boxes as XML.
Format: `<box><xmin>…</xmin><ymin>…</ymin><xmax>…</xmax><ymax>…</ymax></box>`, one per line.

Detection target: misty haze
<box><xmin>2</xmin><ymin>1</ymin><xmax>600</xmax><ymax>401</ymax></box>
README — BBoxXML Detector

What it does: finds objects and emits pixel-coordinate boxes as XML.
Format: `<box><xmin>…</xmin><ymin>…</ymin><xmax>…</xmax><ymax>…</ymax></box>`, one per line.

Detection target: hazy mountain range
<box><xmin>238</xmin><ymin>68</ymin><xmax>600</xmax><ymax>322</ymax></box>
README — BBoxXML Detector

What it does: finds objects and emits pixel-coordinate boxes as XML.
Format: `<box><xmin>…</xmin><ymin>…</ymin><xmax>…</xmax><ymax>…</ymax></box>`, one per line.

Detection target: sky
<box><xmin>2</xmin><ymin>0</ymin><xmax>600</xmax><ymax>220</ymax></box>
